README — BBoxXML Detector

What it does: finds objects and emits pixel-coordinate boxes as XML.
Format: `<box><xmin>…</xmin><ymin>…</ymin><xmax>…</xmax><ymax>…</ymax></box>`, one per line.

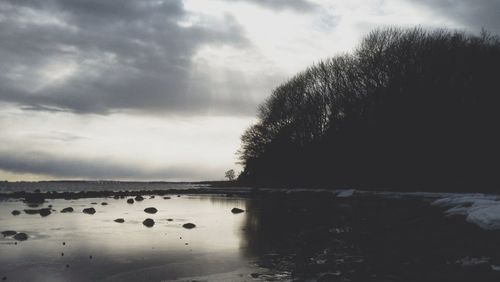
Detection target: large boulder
<box><xmin>61</xmin><ymin>207</ymin><xmax>74</xmax><ymax>213</ymax></box>
<box><xmin>23</xmin><ymin>208</ymin><xmax>51</xmax><ymax>216</ymax></box>
<box><xmin>231</xmin><ymin>208</ymin><xmax>245</xmax><ymax>214</ymax></box>
<box><xmin>39</xmin><ymin>208</ymin><xmax>51</xmax><ymax>217</ymax></box>
<box><xmin>144</xmin><ymin>207</ymin><xmax>158</xmax><ymax>214</ymax></box>
<box><xmin>182</xmin><ymin>223</ymin><xmax>196</xmax><ymax>229</ymax></box>
<box><xmin>83</xmin><ymin>207</ymin><xmax>96</xmax><ymax>215</ymax></box>
<box><xmin>143</xmin><ymin>218</ymin><xmax>155</xmax><ymax>227</ymax></box>
<box><xmin>1</xmin><ymin>231</ymin><xmax>17</xmax><ymax>237</ymax></box>
<box><xmin>13</xmin><ymin>233</ymin><xmax>28</xmax><ymax>241</ymax></box>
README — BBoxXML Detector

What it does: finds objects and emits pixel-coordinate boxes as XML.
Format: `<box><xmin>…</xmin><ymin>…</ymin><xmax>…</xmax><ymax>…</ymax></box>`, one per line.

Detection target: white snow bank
<box><xmin>431</xmin><ymin>194</ymin><xmax>500</xmax><ymax>230</ymax></box>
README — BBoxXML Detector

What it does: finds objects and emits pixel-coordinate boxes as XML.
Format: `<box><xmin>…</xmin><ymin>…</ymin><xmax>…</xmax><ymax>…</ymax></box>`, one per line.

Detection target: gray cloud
<box><xmin>222</xmin><ymin>0</ymin><xmax>317</xmax><ymax>11</ymax></box>
<box><xmin>411</xmin><ymin>0</ymin><xmax>500</xmax><ymax>34</ymax></box>
<box><xmin>0</xmin><ymin>150</ymin><xmax>216</xmax><ymax>180</ymax></box>
<box><xmin>0</xmin><ymin>0</ymin><xmax>261</xmax><ymax>115</ymax></box>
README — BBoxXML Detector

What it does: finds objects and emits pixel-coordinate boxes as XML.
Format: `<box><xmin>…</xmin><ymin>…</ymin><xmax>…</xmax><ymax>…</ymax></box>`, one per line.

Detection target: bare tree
<box><xmin>225</xmin><ymin>169</ymin><xmax>236</xmax><ymax>181</ymax></box>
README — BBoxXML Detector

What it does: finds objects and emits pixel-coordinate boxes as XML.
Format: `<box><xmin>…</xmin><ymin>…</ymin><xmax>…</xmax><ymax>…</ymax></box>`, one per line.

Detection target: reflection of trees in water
<box><xmin>239</xmin><ymin>193</ymin><xmax>355</xmax><ymax>267</ymax></box>
<box><xmin>205</xmin><ymin>195</ymin><xmax>247</xmax><ymax>208</ymax></box>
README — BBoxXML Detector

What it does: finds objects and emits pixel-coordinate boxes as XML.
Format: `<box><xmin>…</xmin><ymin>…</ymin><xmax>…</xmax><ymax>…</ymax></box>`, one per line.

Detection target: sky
<box><xmin>1</xmin><ymin>0</ymin><xmax>499</xmax><ymax>181</ymax></box>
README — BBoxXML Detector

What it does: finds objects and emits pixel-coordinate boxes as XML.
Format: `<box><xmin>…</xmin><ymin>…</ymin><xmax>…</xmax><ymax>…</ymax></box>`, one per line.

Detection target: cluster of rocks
<box><xmin>1</xmin><ymin>230</ymin><xmax>28</xmax><ymax>241</ymax></box>
<box><xmin>5</xmin><ymin>196</ymin><xmax>241</xmax><ymax>237</ymax></box>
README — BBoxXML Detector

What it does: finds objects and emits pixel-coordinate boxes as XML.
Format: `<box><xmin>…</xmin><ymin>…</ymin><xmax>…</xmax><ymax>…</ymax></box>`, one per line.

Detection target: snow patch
<box><xmin>432</xmin><ymin>194</ymin><xmax>500</xmax><ymax>230</ymax></box>
<box><xmin>337</xmin><ymin>189</ymin><xmax>355</xmax><ymax>198</ymax></box>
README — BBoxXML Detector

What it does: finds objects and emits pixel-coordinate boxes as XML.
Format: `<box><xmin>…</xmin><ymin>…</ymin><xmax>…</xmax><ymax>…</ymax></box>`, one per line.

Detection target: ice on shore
<box><xmin>431</xmin><ymin>194</ymin><xmax>500</xmax><ymax>230</ymax></box>
<box><xmin>336</xmin><ymin>189</ymin><xmax>355</xmax><ymax>198</ymax></box>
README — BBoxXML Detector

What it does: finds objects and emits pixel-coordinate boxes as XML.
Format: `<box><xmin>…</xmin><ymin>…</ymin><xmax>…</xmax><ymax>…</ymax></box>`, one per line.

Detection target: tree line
<box><xmin>237</xmin><ymin>27</ymin><xmax>500</xmax><ymax>191</ymax></box>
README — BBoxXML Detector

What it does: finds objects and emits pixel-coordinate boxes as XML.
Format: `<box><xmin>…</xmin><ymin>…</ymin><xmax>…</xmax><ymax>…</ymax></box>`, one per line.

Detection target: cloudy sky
<box><xmin>0</xmin><ymin>0</ymin><xmax>498</xmax><ymax>181</ymax></box>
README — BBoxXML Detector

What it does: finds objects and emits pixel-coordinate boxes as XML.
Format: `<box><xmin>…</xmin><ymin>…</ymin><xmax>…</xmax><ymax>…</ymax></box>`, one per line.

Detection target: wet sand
<box><xmin>2</xmin><ymin>190</ymin><xmax>500</xmax><ymax>281</ymax></box>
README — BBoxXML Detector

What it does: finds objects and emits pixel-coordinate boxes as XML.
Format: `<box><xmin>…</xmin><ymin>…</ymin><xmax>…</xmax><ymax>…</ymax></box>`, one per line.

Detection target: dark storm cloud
<box><xmin>412</xmin><ymin>0</ymin><xmax>500</xmax><ymax>34</ymax></box>
<box><xmin>0</xmin><ymin>0</ymin><xmax>257</xmax><ymax>115</ymax></box>
<box><xmin>223</xmin><ymin>0</ymin><xmax>317</xmax><ymax>11</ymax></box>
<box><xmin>0</xmin><ymin>151</ymin><xmax>213</xmax><ymax>180</ymax></box>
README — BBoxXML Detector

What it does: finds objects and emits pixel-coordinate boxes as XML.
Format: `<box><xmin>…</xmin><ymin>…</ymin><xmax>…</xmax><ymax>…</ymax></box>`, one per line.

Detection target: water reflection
<box><xmin>0</xmin><ymin>195</ymin><xmax>253</xmax><ymax>281</ymax></box>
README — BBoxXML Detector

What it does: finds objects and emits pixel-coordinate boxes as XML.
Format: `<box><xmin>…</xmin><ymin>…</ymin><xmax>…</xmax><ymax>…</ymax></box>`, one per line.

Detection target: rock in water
<box><xmin>1</xmin><ymin>231</ymin><xmax>17</xmax><ymax>237</ymax></box>
<box><xmin>13</xmin><ymin>233</ymin><xmax>28</xmax><ymax>241</ymax></box>
<box><xmin>143</xmin><ymin>218</ymin><xmax>155</xmax><ymax>227</ymax></box>
<box><xmin>231</xmin><ymin>208</ymin><xmax>245</xmax><ymax>214</ymax></box>
<box><xmin>23</xmin><ymin>209</ymin><xmax>40</xmax><ymax>215</ymax></box>
<box><xmin>127</xmin><ymin>198</ymin><xmax>134</xmax><ymax>204</ymax></box>
<box><xmin>144</xmin><ymin>207</ymin><xmax>158</xmax><ymax>214</ymax></box>
<box><xmin>135</xmin><ymin>195</ymin><xmax>144</xmax><ymax>201</ymax></box>
<box><xmin>61</xmin><ymin>207</ymin><xmax>74</xmax><ymax>213</ymax></box>
<box><xmin>23</xmin><ymin>208</ymin><xmax>51</xmax><ymax>216</ymax></box>
<box><xmin>83</xmin><ymin>208</ymin><xmax>96</xmax><ymax>215</ymax></box>
<box><xmin>114</xmin><ymin>218</ymin><xmax>125</xmax><ymax>223</ymax></box>
<box><xmin>24</xmin><ymin>193</ymin><xmax>45</xmax><ymax>204</ymax></box>
<box><xmin>182</xmin><ymin>223</ymin><xmax>196</xmax><ymax>229</ymax></box>
<box><xmin>11</xmin><ymin>210</ymin><xmax>21</xmax><ymax>216</ymax></box>
<box><xmin>39</xmin><ymin>208</ymin><xmax>51</xmax><ymax>217</ymax></box>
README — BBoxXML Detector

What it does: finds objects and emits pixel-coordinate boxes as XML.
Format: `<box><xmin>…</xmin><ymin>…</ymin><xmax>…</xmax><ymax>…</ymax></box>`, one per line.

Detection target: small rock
<box><xmin>163</xmin><ymin>196</ymin><xmax>171</xmax><ymax>199</ymax></box>
<box><xmin>91</xmin><ymin>202</ymin><xmax>97</xmax><ymax>205</ymax></box>
<box><xmin>182</xmin><ymin>223</ymin><xmax>196</xmax><ymax>229</ymax></box>
<box><xmin>231</xmin><ymin>208</ymin><xmax>245</xmax><ymax>214</ymax></box>
<box><xmin>144</xmin><ymin>207</ymin><xmax>158</xmax><ymax>214</ymax></box>
<box><xmin>143</xmin><ymin>218</ymin><xmax>155</xmax><ymax>227</ymax></box>
<box><xmin>113</xmin><ymin>195</ymin><xmax>120</xmax><ymax>199</ymax></box>
<box><xmin>1</xmin><ymin>231</ymin><xmax>17</xmax><ymax>237</ymax></box>
<box><xmin>101</xmin><ymin>202</ymin><xmax>108</xmax><ymax>205</ymax></box>
<box><xmin>62</xmin><ymin>242</ymin><xmax>66</xmax><ymax>245</ymax></box>
<box><xmin>61</xmin><ymin>207</ymin><xmax>74</xmax><ymax>213</ymax></box>
<box><xmin>149</xmin><ymin>196</ymin><xmax>155</xmax><ymax>199</ymax></box>
<box><xmin>250</xmin><ymin>273</ymin><xmax>261</xmax><ymax>278</ymax></box>
<box><xmin>89</xmin><ymin>255</ymin><xmax>93</xmax><ymax>259</ymax></box>
<box><xmin>114</xmin><ymin>218</ymin><xmax>125</xmax><ymax>223</ymax></box>
<box><xmin>61</xmin><ymin>252</ymin><xmax>64</xmax><ymax>256</ymax></box>
<box><xmin>13</xmin><ymin>233</ymin><xmax>28</xmax><ymax>241</ymax></box>
<box><xmin>66</xmin><ymin>264</ymin><xmax>70</xmax><ymax>268</ymax></box>
<box><xmin>11</xmin><ymin>210</ymin><xmax>20</xmax><ymax>216</ymax></box>
<box><xmin>135</xmin><ymin>195</ymin><xmax>144</xmax><ymax>201</ymax></box>
<box><xmin>83</xmin><ymin>207</ymin><xmax>96</xmax><ymax>215</ymax></box>
<box><xmin>167</xmin><ymin>218</ymin><xmax>173</xmax><ymax>221</ymax></box>
<box><xmin>127</xmin><ymin>198</ymin><xmax>134</xmax><ymax>204</ymax></box>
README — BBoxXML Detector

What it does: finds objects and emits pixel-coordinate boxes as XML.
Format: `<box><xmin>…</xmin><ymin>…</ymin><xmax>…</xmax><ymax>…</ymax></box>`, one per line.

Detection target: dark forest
<box><xmin>238</xmin><ymin>27</ymin><xmax>500</xmax><ymax>191</ymax></box>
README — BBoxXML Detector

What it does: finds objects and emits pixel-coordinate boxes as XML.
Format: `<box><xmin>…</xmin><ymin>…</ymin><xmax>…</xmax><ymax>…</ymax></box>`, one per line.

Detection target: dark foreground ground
<box><xmin>2</xmin><ymin>189</ymin><xmax>500</xmax><ymax>281</ymax></box>
<box><xmin>243</xmin><ymin>191</ymin><xmax>500</xmax><ymax>282</ymax></box>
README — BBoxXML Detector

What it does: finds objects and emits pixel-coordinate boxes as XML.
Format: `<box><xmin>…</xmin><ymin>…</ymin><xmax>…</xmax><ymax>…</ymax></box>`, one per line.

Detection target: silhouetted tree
<box><xmin>225</xmin><ymin>169</ymin><xmax>236</xmax><ymax>181</ymax></box>
<box><xmin>238</xmin><ymin>27</ymin><xmax>500</xmax><ymax>191</ymax></box>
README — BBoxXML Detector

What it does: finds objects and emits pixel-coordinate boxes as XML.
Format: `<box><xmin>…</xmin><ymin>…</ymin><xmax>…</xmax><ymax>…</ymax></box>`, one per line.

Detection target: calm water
<box><xmin>4</xmin><ymin>186</ymin><xmax>500</xmax><ymax>281</ymax></box>
<box><xmin>0</xmin><ymin>194</ymin><xmax>278</xmax><ymax>282</ymax></box>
